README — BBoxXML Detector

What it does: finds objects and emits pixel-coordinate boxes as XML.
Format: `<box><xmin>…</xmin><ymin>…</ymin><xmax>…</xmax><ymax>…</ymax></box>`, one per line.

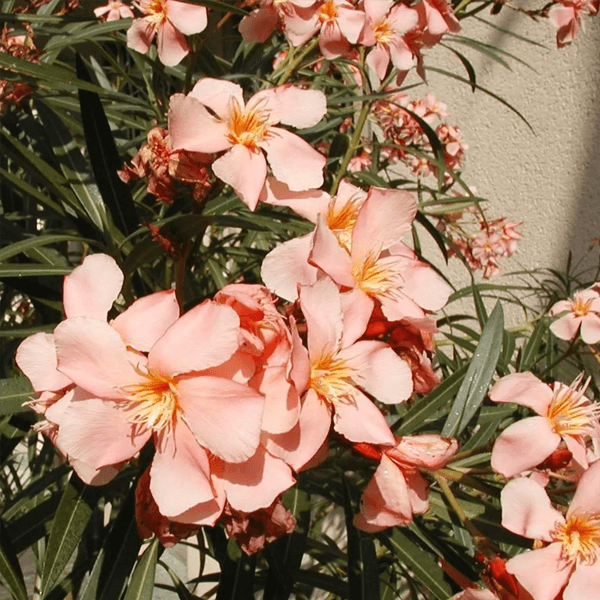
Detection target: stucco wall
<box><xmin>419</xmin><ymin>9</ymin><xmax>600</xmax><ymax>295</ymax></box>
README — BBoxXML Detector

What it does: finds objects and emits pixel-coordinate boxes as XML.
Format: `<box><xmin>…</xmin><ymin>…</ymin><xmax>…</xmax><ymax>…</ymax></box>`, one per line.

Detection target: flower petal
<box><xmin>580</xmin><ymin>313</ymin><xmax>600</xmax><ymax>344</ymax></box>
<box><xmin>501</xmin><ymin>477</ymin><xmax>564</xmax><ymax>541</ymax></box>
<box><xmin>16</xmin><ymin>333</ymin><xmax>71</xmax><ymax>392</ymax></box>
<box><xmin>111</xmin><ymin>290</ymin><xmax>180</xmax><ymax>352</ymax></box>
<box><xmin>54</xmin><ymin>317</ymin><xmax>142</xmax><ymax>399</ymax></box>
<box><xmin>309</xmin><ymin>215</ymin><xmax>354</xmax><ymax>287</ymax></box>
<box><xmin>58</xmin><ymin>397</ymin><xmax>150</xmax><ymax>469</ymax></box>
<box><xmin>148</xmin><ymin>300</ymin><xmax>240</xmax><ymax>376</ymax></box>
<box><xmin>261</xmin><ymin>127</ymin><xmax>325</xmax><ymax>192</ymax></box>
<box><xmin>189</xmin><ymin>78</ymin><xmax>244</xmax><ymax>119</ymax></box>
<box><xmin>261</xmin><ymin>233</ymin><xmax>318</xmax><ymax>302</ymax></box>
<box><xmin>333</xmin><ymin>390</ymin><xmax>394</xmax><ymax>445</ymax></box>
<box><xmin>150</xmin><ymin>420</ymin><xmax>215</xmax><ymax>516</ymax></box>
<box><xmin>491</xmin><ymin>416</ymin><xmax>561</xmax><ymax>478</ymax></box>
<box><xmin>166</xmin><ymin>0</ymin><xmax>207</xmax><ymax>35</ymax></box>
<box><xmin>506</xmin><ymin>544</ymin><xmax>571</xmax><ymax>600</ymax></box>
<box><xmin>251</xmin><ymin>85</ymin><xmax>327</xmax><ymax>129</ymax></box>
<box><xmin>168</xmin><ymin>94</ymin><xmax>231</xmax><ymax>153</ymax></box>
<box><xmin>212</xmin><ymin>145</ymin><xmax>268</xmax><ymax>210</ymax></box>
<box><xmin>564</xmin><ymin>561</ymin><xmax>600</xmax><ymax>600</ymax></box>
<box><xmin>340</xmin><ymin>340</ymin><xmax>413</xmax><ymax>404</ymax></box>
<box><xmin>127</xmin><ymin>18</ymin><xmax>156</xmax><ymax>55</ymax></box>
<box><xmin>489</xmin><ymin>372</ymin><xmax>554</xmax><ymax>415</ymax></box>
<box><xmin>178</xmin><ymin>376</ymin><xmax>264</xmax><ymax>463</ymax></box>
<box><xmin>219</xmin><ymin>447</ymin><xmax>296</xmax><ymax>512</ymax></box>
<box><xmin>568</xmin><ymin>459</ymin><xmax>600</xmax><ymax>515</ymax></box>
<box><xmin>63</xmin><ymin>254</ymin><xmax>123</xmax><ymax>320</ymax></box>
<box><xmin>157</xmin><ymin>19</ymin><xmax>188</xmax><ymax>66</ymax></box>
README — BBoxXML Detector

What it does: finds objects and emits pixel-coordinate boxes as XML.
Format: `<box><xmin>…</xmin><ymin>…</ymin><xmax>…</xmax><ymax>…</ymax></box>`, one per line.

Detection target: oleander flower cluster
<box><xmin>436</xmin><ymin>204</ymin><xmax>522</xmax><ymax>278</ymax></box>
<box><xmin>371</xmin><ymin>90</ymin><xmax>468</xmax><ymax>182</ymax></box>
<box><xmin>549</xmin><ymin>283</ymin><xmax>600</xmax><ymax>345</ymax></box>
<box><xmin>16</xmin><ymin>190</ymin><xmax>456</xmax><ymax>548</ymax></box>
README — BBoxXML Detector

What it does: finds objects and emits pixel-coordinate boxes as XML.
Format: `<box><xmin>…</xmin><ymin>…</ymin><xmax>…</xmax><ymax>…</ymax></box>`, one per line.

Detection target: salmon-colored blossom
<box><xmin>127</xmin><ymin>0</ymin><xmax>207</xmax><ymax>66</ymax></box>
<box><xmin>549</xmin><ymin>287</ymin><xmax>600</xmax><ymax>344</ymax></box>
<box><xmin>501</xmin><ymin>461</ymin><xmax>600</xmax><ymax>600</ymax></box>
<box><xmin>490</xmin><ymin>372</ymin><xmax>600</xmax><ymax>477</ymax></box>
<box><xmin>169</xmin><ymin>79</ymin><xmax>327</xmax><ymax>210</ymax></box>
<box><xmin>549</xmin><ymin>0</ymin><xmax>598</xmax><ymax>48</ymax></box>
<box><xmin>94</xmin><ymin>0</ymin><xmax>134</xmax><ymax>21</ymax></box>
<box><xmin>354</xmin><ymin>434</ymin><xmax>458</xmax><ymax>531</ymax></box>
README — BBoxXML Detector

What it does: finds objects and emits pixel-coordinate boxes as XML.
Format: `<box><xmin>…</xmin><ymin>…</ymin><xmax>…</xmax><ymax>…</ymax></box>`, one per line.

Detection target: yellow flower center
<box><xmin>120</xmin><ymin>365</ymin><xmax>179</xmax><ymax>436</ymax></box>
<box><xmin>142</xmin><ymin>0</ymin><xmax>167</xmax><ymax>23</ymax></box>
<box><xmin>310</xmin><ymin>351</ymin><xmax>356</xmax><ymax>406</ymax></box>
<box><xmin>226</xmin><ymin>97</ymin><xmax>271</xmax><ymax>152</ymax></box>
<box><xmin>373</xmin><ymin>19</ymin><xmax>394</xmax><ymax>44</ymax></box>
<box><xmin>318</xmin><ymin>0</ymin><xmax>338</xmax><ymax>22</ymax></box>
<box><xmin>546</xmin><ymin>376</ymin><xmax>600</xmax><ymax>437</ymax></box>
<box><xmin>552</xmin><ymin>512</ymin><xmax>600</xmax><ymax>565</ymax></box>
<box><xmin>326</xmin><ymin>193</ymin><xmax>364</xmax><ymax>252</ymax></box>
<box><xmin>571</xmin><ymin>295</ymin><xmax>593</xmax><ymax>317</ymax></box>
<box><xmin>352</xmin><ymin>249</ymin><xmax>403</xmax><ymax>299</ymax></box>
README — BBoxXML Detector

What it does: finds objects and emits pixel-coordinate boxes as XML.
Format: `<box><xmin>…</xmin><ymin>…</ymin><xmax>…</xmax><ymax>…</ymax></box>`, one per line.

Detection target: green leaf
<box><xmin>76</xmin><ymin>54</ymin><xmax>139</xmax><ymax>237</ymax></box>
<box><xmin>215</xmin><ymin>545</ymin><xmax>256</xmax><ymax>600</ymax></box>
<box><xmin>78</xmin><ymin>485</ymin><xmax>142</xmax><ymax>600</ymax></box>
<box><xmin>395</xmin><ymin>363</ymin><xmax>469</xmax><ymax>435</ymax></box>
<box><xmin>123</xmin><ymin>538</ymin><xmax>159</xmax><ymax>600</ymax></box>
<box><xmin>40</xmin><ymin>475</ymin><xmax>98</xmax><ymax>598</ymax></box>
<box><xmin>35</xmin><ymin>100</ymin><xmax>107</xmax><ymax>234</ymax></box>
<box><xmin>159</xmin><ymin>562</ymin><xmax>196</xmax><ymax>600</ymax></box>
<box><xmin>444</xmin><ymin>46</ymin><xmax>477</xmax><ymax>92</ymax></box>
<box><xmin>442</xmin><ymin>303</ymin><xmax>505</xmax><ymax>437</ymax></box>
<box><xmin>471</xmin><ymin>281</ymin><xmax>488</xmax><ymax>328</ymax></box>
<box><xmin>519</xmin><ymin>318</ymin><xmax>548</xmax><ymax>371</ymax></box>
<box><xmin>0</xmin><ymin>264</ymin><xmax>72</xmax><ymax>277</ymax></box>
<box><xmin>343</xmin><ymin>478</ymin><xmax>379</xmax><ymax>600</ymax></box>
<box><xmin>385</xmin><ymin>530</ymin><xmax>453</xmax><ymax>600</ymax></box>
<box><xmin>294</xmin><ymin>571</ymin><xmax>349</xmax><ymax>598</ymax></box>
<box><xmin>0</xmin><ymin>377</ymin><xmax>32</xmax><ymax>417</ymax></box>
<box><xmin>0</xmin><ymin>520</ymin><xmax>28</xmax><ymax>600</ymax></box>
<box><xmin>263</xmin><ymin>487</ymin><xmax>311</xmax><ymax>600</ymax></box>
<box><xmin>0</xmin><ymin>167</ymin><xmax>66</xmax><ymax>216</ymax></box>
<box><xmin>0</xmin><ymin>235</ymin><xmax>89</xmax><ymax>263</ymax></box>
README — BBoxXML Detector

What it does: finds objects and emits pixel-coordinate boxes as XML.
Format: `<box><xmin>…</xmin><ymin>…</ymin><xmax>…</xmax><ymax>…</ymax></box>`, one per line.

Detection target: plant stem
<box><xmin>276</xmin><ymin>38</ymin><xmax>319</xmax><ymax>85</ymax></box>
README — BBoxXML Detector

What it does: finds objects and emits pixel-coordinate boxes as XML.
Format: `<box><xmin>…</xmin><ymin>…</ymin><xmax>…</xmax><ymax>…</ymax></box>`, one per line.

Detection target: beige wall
<box><xmin>418</xmin><ymin>10</ymin><xmax>600</xmax><ymax>301</ymax></box>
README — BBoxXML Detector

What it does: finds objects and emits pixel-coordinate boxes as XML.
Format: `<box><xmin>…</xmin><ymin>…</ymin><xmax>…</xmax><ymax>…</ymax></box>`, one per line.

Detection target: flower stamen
<box><xmin>310</xmin><ymin>351</ymin><xmax>356</xmax><ymax>406</ymax></box>
<box><xmin>552</xmin><ymin>512</ymin><xmax>600</xmax><ymax>565</ymax></box>
<box><xmin>547</xmin><ymin>375</ymin><xmax>600</xmax><ymax>437</ymax></box>
<box><xmin>120</xmin><ymin>365</ymin><xmax>180</xmax><ymax>436</ymax></box>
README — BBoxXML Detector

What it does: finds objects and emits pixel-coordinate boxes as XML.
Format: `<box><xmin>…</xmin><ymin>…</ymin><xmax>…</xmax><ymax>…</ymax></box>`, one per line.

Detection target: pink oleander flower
<box><xmin>490</xmin><ymin>372</ymin><xmax>600</xmax><ymax>477</ymax></box>
<box><xmin>288</xmin><ymin>0</ymin><xmax>366</xmax><ymax>59</ymax></box>
<box><xmin>549</xmin><ymin>287</ymin><xmax>600</xmax><ymax>344</ymax></box>
<box><xmin>501</xmin><ymin>461</ymin><xmax>600</xmax><ymax>600</ymax></box>
<box><xmin>169</xmin><ymin>79</ymin><xmax>327</xmax><ymax>210</ymax></box>
<box><xmin>292</xmin><ymin>276</ymin><xmax>414</xmax><ymax>448</ymax></box>
<box><xmin>309</xmin><ymin>187</ymin><xmax>452</xmax><ymax>323</ymax></box>
<box><xmin>239</xmin><ymin>0</ymin><xmax>317</xmax><ymax>44</ymax></box>
<box><xmin>94</xmin><ymin>0</ymin><xmax>134</xmax><ymax>21</ymax></box>
<box><xmin>127</xmin><ymin>0</ymin><xmax>207</xmax><ymax>66</ymax></box>
<box><xmin>360</xmin><ymin>0</ymin><xmax>419</xmax><ymax>82</ymax></box>
<box><xmin>354</xmin><ymin>435</ymin><xmax>458</xmax><ymax>532</ymax></box>
<box><xmin>417</xmin><ymin>0</ymin><xmax>460</xmax><ymax>42</ymax></box>
<box><xmin>549</xmin><ymin>0</ymin><xmax>598</xmax><ymax>48</ymax></box>
<box><xmin>221</xmin><ymin>499</ymin><xmax>296</xmax><ymax>555</ymax></box>
<box><xmin>15</xmin><ymin>254</ymin><xmax>181</xmax><ymax>485</ymax></box>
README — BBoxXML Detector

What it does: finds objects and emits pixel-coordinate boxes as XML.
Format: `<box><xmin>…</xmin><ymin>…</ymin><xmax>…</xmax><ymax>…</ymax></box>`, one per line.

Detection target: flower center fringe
<box><xmin>547</xmin><ymin>375</ymin><xmax>600</xmax><ymax>437</ymax></box>
<box><xmin>226</xmin><ymin>97</ymin><xmax>271</xmax><ymax>151</ymax></box>
<box><xmin>310</xmin><ymin>351</ymin><xmax>356</xmax><ymax>406</ymax></box>
<box><xmin>552</xmin><ymin>512</ymin><xmax>600</xmax><ymax>565</ymax></box>
<box><xmin>352</xmin><ymin>250</ymin><xmax>403</xmax><ymax>299</ymax></box>
<box><xmin>120</xmin><ymin>365</ymin><xmax>179</xmax><ymax>435</ymax></box>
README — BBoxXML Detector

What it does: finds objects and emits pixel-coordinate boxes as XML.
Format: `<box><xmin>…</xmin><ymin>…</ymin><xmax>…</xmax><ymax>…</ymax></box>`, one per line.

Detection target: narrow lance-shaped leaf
<box><xmin>263</xmin><ymin>487</ymin><xmax>311</xmax><ymax>600</ymax></box>
<box><xmin>76</xmin><ymin>54</ymin><xmax>140</xmax><ymax>237</ymax></box>
<box><xmin>0</xmin><ymin>520</ymin><xmax>28</xmax><ymax>600</ymax></box>
<box><xmin>35</xmin><ymin>100</ymin><xmax>108</xmax><ymax>235</ymax></box>
<box><xmin>78</xmin><ymin>483</ymin><xmax>143</xmax><ymax>600</ymax></box>
<box><xmin>123</xmin><ymin>538</ymin><xmax>160</xmax><ymax>600</ymax></box>
<box><xmin>0</xmin><ymin>377</ymin><xmax>33</xmax><ymax>417</ymax></box>
<box><xmin>385</xmin><ymin>530</ymin><xmax>454</xmax><ymax>600</ymax></box>
<box><xmin>343</xmin><ymin>477</ymin><xmax>379</xmax><ymax>600</ymax></box>
<box><xmin>442</xmin><ymin>302</ymin><xmax>504</xmax><ymax>437</ymax></box>
<box><xmin>40</xmin><ymin>474</ymin><xmax>98</xmax><ymax>598</ymax></box>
